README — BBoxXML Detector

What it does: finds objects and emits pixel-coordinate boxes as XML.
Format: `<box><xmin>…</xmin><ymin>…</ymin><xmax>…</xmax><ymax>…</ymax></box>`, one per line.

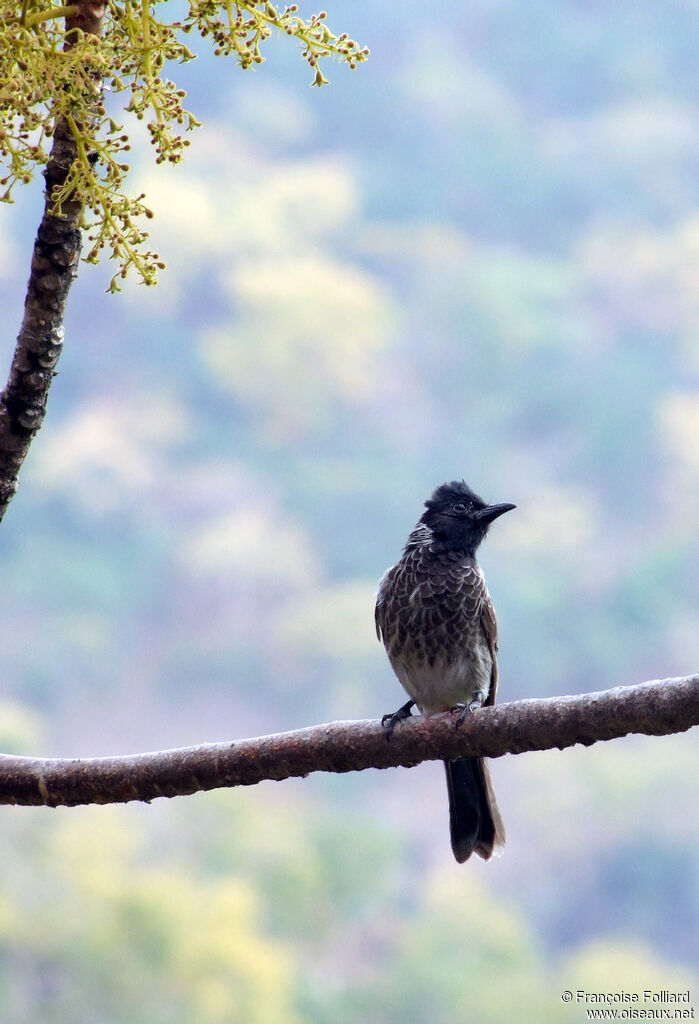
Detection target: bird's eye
<box><xmin>453</xmin><ymin>502</ymin><xmax>467</xmax><ymax>513</ymax></box>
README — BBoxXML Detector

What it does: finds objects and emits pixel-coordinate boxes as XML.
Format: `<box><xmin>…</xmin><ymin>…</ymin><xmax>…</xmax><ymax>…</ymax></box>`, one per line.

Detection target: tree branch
<box><xmin>0</xmin><ymin>675</ymin><xmax>696</xmax><ymax>809</ymax></box>
<box><xmin>0</xmin><ymin>0</ymin><xmax>105</xmax><ymax>522</ymax></box>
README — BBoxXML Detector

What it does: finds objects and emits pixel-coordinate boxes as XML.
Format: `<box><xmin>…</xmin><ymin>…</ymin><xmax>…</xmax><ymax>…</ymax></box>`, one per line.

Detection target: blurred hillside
<box><xmin>0</xmin><ymin>0</ymin><xmax>697</xmax><ymax>1019</ymax></box>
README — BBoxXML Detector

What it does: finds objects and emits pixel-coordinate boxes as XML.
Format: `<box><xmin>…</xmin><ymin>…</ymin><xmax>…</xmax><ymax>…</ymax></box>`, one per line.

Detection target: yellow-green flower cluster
<box><xmin>0</xmin><ymin>0</ymin><xmax>368</xmax><ymax>291</ymax></box>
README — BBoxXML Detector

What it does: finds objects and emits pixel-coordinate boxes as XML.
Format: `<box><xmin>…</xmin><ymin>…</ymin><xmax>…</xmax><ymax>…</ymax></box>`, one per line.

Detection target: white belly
<box><xmin>389</xmin><ymin>642</ymin><xmax>492</xmax><ymax>714</ymax></box>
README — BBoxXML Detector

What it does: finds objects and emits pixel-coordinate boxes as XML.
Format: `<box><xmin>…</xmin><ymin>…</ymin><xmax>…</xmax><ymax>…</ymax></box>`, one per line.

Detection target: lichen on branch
<box><xmin>0</xmin><ymin>0</ymin><xmax>368</xmax><ymax>291</ymax></box>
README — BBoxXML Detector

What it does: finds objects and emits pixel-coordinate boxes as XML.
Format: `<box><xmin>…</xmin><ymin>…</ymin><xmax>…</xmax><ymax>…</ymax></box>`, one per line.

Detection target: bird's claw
<box><xmin>381</xmin><ymin>700</ymin><xmax>416</xmax><ymax>740</ymax></box>
<box><xmin>451</xmin><ymin>700</ymin><xmax>482</xmax><ymax>728</ymax></box>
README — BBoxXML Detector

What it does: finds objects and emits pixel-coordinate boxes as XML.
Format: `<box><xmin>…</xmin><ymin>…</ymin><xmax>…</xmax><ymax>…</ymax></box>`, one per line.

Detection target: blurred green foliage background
<box><xmin>0</xmin><ymin>0</ymin><xmax>698</xmax><ymax>1018</ymax></box>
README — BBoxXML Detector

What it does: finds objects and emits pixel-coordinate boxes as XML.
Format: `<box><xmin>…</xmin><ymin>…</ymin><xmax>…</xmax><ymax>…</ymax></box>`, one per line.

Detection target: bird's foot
<box><xmin>381</xmin><ymin>699</ymin><xmax>416</xmax><ymax>740</ymax></box>
<box><xmin>451</xmin><ymin>699</ymin><xmax>484</xmax><ymax>728</ymax></box>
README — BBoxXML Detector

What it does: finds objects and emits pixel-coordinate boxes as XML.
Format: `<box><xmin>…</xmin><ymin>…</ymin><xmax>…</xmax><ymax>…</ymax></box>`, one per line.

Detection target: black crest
<box><xmin>423</xmin><ymin>480</ymin><xmax>486</xmax><ymax>514</ymax></box>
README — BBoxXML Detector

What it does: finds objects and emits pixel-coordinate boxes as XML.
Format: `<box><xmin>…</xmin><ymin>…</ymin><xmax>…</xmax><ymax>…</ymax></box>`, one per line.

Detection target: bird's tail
<box><xmin>443</xmin><ymin>756</ymin><xmax>506</xmax><ymax>863</ymax></box>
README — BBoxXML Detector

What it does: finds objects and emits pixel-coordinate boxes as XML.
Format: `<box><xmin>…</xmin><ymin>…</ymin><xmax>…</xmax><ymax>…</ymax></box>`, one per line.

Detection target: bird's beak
<box><xmin>473</xmin><ymin>502</ymin><xmax>516</xmax><ymax>524</ymax></box>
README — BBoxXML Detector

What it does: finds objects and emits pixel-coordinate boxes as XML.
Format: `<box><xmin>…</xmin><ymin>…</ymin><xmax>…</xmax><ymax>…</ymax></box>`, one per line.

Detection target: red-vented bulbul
<box><xmin>375</xmin><ymin>480</ymin><xmax>515</xmax><ymax>863</ymax></box>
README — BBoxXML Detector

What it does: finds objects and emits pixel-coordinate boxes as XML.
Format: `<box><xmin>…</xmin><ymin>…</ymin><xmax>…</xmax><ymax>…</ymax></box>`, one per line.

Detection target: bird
<box><xmin>375</xmin><ymin>480</ymin><xmax>515</xmax><ymax>863</ymax></box>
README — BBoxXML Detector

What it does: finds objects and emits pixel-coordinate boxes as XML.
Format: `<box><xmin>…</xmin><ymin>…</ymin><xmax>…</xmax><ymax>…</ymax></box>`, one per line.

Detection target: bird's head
<box><xmin>420</xmin><ymin>480</ymin><xmax>516</xmax><ymax>555</ymax></box>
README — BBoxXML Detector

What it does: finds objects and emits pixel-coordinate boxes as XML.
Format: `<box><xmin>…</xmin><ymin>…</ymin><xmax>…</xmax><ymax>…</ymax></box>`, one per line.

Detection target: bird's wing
<box><xmin>479</xmin><ymin>590</ymin><xmax>499</xmax><ymax>706</ymax></box>
<box><xmin>374</xmin><ymin>565</ymin><xmax>397</xmax><ymax>642</ymax></box>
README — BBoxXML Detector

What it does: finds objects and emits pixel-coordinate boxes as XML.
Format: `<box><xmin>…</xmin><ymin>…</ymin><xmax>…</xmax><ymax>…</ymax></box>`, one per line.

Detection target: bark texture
<box><xmin>0</xmin><ymin>675</ymin><xmax>695</xmax><ymax>809</ymax></box>
<box><xmin>0</xmin><ymin>0</ymin><xmax>105</xmax><ymax>521</ymax></box>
